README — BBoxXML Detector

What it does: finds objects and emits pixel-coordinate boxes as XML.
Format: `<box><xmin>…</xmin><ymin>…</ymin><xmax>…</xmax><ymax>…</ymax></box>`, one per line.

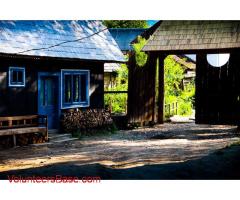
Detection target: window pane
<box><xmin>9</xmin><ymin>67</ymin><xmax>25</xmax><ymax>87</ymax></box>
<box><xmin>17</xmin><ymin>71</ymin><xmax>23</xmax><ymax>83</ymax></box>
<box><xmin>62</xmin><ymin>71</ymin><xmax>89</xmax><ymax>108</ymax></box>
<box><xmin>64</xmin><ymin>75</ymin><xmax>72</xmax><ymax>103</ymax></box>
<box><xmin>80</xmin><ymin>74</ymin><xmax>87</xmax><ymax>102</ymax></box>
<box><xmin>12</xmin><ymin>70</ymin><xmax>18</xmax><ymax>83</ymax></box>
<box><xmin>73</xmin><ymin>75</ymin><xmax>80</xmax><ymax>102</ymax></box>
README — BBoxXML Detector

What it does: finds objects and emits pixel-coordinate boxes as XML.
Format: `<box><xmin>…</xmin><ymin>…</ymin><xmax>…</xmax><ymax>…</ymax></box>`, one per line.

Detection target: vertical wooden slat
<box><xmin>195</xmin><ymin>53</ymin><xmax>203</xmax><ymax>123</ymax></box>
<box><xmin>127</xmin><ymin>52</ymin><xmax>157</xmax><ymax>126</ymax></box>
<box><xmin>157</xmin><ymin>55</ymin><xmax>165</xmax><ymax>124</ymax></box>
<box><xmin>8</xmin><ymin>120</ymin><xmax>12</xmax><ymax>127</ymax></box>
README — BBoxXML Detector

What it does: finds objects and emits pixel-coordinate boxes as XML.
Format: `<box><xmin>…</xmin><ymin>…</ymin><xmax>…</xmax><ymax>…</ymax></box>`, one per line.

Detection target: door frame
<box><xmin>38</xmin><ymin>72</ymin><xmax>61</xmax><ymax>128</ymax></box>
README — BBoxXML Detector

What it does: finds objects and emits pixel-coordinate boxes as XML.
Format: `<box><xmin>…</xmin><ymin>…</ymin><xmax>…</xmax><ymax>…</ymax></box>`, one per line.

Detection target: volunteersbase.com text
<box><xmin>7</xmin><ymin>175</ymin><xmax>101</xmax><ymax>183</ymax></box>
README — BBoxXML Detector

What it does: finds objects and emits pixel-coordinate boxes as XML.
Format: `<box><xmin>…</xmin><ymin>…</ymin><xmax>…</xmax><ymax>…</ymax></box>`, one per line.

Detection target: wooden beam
<box><xmin>104</xmin><ymin>91</ymin><xmax>128</xmax><ymax>94</ymax></box>
<box><xmin>157</xmin><ymin>55</ymin><xmax>165</xmax><ymax>124</ymax></box>
<box><xmin>0</xmin><ymin>127</ymin><xmax>47</xmax><ymax>136</ymax></box>
<box><xmin>0</xmin><ymin>115</ymin><xmax>38</xmax><ymax>121</ymax></box>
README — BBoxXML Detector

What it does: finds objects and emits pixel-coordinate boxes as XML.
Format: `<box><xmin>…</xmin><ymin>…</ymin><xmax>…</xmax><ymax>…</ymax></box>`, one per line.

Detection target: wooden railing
<box><xmin>164</xmin><ymin>102</ymin><xmax>178</xmax><ymax>118</ymax></box>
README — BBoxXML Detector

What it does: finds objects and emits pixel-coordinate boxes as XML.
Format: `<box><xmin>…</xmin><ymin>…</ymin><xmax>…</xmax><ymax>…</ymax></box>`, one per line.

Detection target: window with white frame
<box><xmin>8</xmin><ymin>67</ymin><xmax>25</xmax><ymax>87</ymax></box>
<box><xmin>61</xmin><ymin>70</ymin><xmax>90</xmax><ymax>109</ymax></box>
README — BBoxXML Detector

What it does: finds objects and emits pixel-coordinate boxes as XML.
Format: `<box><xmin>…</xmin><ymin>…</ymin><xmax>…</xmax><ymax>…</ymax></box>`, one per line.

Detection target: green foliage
<box><xmin>104</xmin><ymin>93</ymin><xmax>127</xmax><ymax>114</ymax></box>
<box><xmin>104</xmin><ymin>63</ymin><xmax>128</xmax><ymax>114</ymax></box>
<box><xmin>132</xmin><ymin>36</ymin><xmax>148</xmax><ymax>67</ymax></box>
<box><xmin>104</xmin><ymin>36</ymin><xmax>148</xmax><ymax>113</ymax></box>
<box><xmin>164</xmin><ymin>55</ymin><xmax>195</xmax><ymax>117</ymax></box>
<box><xmin>164</xmin><ymin>56</ymin><xmax>184</xmax><ymax>97</ymax></box>
<box><xmin>178</xmin><ymin>100</ymin><xmax>193</xmax><ymax>116</ymax></box>
<box><xmin>103</xmin><ymin>20</ymin><xmax>148</xmax><ymax>28</ymax></box>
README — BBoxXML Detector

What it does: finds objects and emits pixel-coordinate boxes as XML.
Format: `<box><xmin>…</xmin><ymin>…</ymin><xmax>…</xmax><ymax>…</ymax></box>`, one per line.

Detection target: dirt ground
<box><xmin>0</xmin><ymin>122</ymin><xmax>240</xmax><ymax>179</ymax></box>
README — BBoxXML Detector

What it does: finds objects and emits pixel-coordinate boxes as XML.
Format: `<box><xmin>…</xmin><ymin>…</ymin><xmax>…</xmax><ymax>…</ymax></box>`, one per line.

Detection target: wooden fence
<box><xmin>164</xmin><ymin>102</ymin><xmax>178</xmax><ymax>118</ymax></box>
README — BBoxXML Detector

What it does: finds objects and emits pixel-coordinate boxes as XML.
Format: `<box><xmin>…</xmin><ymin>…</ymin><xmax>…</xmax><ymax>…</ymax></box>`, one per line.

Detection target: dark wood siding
<box><xmin>196</xmin><ymin>51</ymin><xmax>240</xmax><ymax>124</ymax></box>
<box><xmin>0</xmin><ymin>56</ymin><xmax>104</xmax><ymax>117</ymax></box>
<box><xmin>127</xmin><ymin>53</ymin><xmax>157</xmax><ymax>125</ymax></box>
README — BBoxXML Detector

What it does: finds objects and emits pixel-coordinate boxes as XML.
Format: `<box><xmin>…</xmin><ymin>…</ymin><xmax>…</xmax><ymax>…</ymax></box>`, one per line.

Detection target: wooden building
<box><xmin>104</xmin><ymin>28</ymin><xmax>146</xmax><ymax>89</ymax></box>
<box><xmin>128</xmin><ymin>21</ymin><xmax>240</xmax><ymax>125</ymax></box>
<box><xmin>0</xmin><ymin>21</ymin><xmax>125</xmax><ymax>130</ymax></box>
<box><xmin>104</xmin><ymin>23</ymin><xmax>162</xmax><ymax>90</ymax></box>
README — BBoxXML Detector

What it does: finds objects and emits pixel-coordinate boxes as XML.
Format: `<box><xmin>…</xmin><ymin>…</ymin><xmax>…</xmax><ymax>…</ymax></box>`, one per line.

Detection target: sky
<box><xmin>147</xmin><ymin>20</ymin><xmax>158</xmax><ymax>27</ymax></box>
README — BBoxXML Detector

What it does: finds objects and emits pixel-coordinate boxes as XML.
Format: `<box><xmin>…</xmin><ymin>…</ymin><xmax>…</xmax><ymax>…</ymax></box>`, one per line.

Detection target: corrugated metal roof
<box><xmin>0</xmin><ymin>20</ymin><xmax>125</xmax><ymax>62</ymax></box>
<box><xmin>143</xmin><ymin>21</ymin><xmax>240</xmax><ymax>52</ymax></box>
<box><xmin>109</xmin><ymin>28</ymin><xmax>146</xmax><ymax>51</ymax></box>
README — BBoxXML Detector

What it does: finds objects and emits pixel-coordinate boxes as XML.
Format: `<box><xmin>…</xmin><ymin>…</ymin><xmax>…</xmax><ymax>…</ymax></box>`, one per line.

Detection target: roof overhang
<box><xmin>0</xmin><ymin>52</ymin><xmax>127</xmax><ymax>63</ymax></box>
<box><xmin>143</xmin><ymin>21</ymin><xmax>240</xmax><ymax>53</ymax></box>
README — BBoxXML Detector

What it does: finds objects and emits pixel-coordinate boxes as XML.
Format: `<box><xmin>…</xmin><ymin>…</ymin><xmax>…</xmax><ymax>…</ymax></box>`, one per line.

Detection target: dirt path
<box><xmin>0</xmin><ymin>123</ymin><xmax>240</xmax><ymax>179</ymax></box>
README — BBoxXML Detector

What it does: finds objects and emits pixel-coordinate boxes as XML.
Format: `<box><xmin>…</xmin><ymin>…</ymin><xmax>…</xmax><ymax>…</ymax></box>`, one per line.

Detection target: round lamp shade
<box><xmin>207</xmin><ymin>53</ymin><xmax>230</xmax><ymax>67</ymax></box>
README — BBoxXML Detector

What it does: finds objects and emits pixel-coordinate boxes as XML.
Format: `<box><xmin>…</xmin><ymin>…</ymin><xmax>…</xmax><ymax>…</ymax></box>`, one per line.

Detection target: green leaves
<box><xmin>164</xmin><ymin>55</ymin><xmax>195</xmax><ymax>117</ymax></box>
<box><xmin>103</xmin><ymin>20</ymin><xmax>148</xmax><ymax>28</ymax></box>
<box><xmin>164</xmin><ymin>55</ymin><xmax>184</xmax><ymax>97</ymax></box>
<box><xmin>132</xmin><ymin>36</ymin><xmax>148</xmax><ymax>67</ymax></box>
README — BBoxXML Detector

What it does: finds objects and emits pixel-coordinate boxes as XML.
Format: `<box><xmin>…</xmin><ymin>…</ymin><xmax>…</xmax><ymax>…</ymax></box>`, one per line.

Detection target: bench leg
<box><xmin>13</xmin><ymin>134</ymin><xmax>16</xmax><ymax>147</ymax></box>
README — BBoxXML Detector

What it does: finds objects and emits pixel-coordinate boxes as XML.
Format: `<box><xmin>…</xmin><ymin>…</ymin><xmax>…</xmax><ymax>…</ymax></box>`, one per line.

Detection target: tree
<box><xmin>103</xmin><ymin>20</ymin><xmax>148</xmax><ymax>28</ymax></box>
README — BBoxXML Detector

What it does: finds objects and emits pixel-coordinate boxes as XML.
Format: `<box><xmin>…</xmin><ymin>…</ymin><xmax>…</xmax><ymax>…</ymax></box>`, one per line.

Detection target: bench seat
<box><xmin>0</xmin><ymin>127</ymin><xmax>47</xmax><ymax>136</ymax></box>
<box><xmin>0</xmin><ymin>115</ymin><xmax>48</xmax><ymax>147</ymax></box>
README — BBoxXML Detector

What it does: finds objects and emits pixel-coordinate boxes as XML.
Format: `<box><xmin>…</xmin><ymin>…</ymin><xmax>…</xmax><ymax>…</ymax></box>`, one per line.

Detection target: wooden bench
<box><xmin>0</xmin><ymin>115</ymin><xmax>48</xmax><ymax>147</ymax></box>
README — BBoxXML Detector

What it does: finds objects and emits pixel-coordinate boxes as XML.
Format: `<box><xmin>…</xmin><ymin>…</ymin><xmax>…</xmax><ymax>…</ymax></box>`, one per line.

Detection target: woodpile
<box><xmin>0</xmin><ymin>136</ymin><xmax>13</xmax><ymax>148</ymax></box>
<box><xmin>17</xmin><ymin>133</ymin><xmax>47</xmax><ymax>145</ymax></box>
<box><xmin>61</xmin><ymin>108</ymin><xmax>113</xmax><ymax>133</ymax></box>
<box><xmin>0</xmin><ymin>133</ymin><xmax>47</xmax><ymax>148</ymax></box>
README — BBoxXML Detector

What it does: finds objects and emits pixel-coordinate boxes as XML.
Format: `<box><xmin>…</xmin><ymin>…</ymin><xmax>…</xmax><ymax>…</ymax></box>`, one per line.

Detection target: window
<box><xmin>207</xmin><ymin>54</ymin><xmax>230</xmax><ymax>67</ymax></box>
<box><xmin>8</xmin><ymin>67</ymin><xmax>25</xmax><ymax>87</ymax></box>
<box><xmin>61</xmin><ymin>70</ymin><xmax>89</xmax><ymax>109</ymax></box>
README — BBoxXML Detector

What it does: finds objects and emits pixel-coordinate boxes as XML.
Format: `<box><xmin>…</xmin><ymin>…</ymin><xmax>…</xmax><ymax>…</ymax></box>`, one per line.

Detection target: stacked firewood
<box><xmin>61</xmin><ymin>108</ymin><xmax>113</xmax><ymax>133</ymax></box>
<box><xmin>17</xmin><ymin>133</ymin><xmax>46</xmax><ymax>145</ymax></box>
<box><xmin>0</xmin><ymin>133</ymin><xmax>47</xmax><ymax>148</ymax></box>
<box><xmin>0</xmin><ymin>136</ymin><xmax>13</xmax><ymax>148</ymax></box>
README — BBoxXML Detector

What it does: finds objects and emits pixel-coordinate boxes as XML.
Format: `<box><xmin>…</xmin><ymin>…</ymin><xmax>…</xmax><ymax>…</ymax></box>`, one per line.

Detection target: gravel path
<box><xmin>0</xmin><ymin>123</ymin><xmax>239</xmax><ymax>179</ymax></box>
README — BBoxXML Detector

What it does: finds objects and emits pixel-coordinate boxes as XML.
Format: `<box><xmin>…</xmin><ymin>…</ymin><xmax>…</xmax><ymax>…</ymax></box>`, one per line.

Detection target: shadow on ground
<box><xmin>150</xmin><ymin>127</ymin><xmax>238</xmax><ymax>140</ymax></box>
<box><xmin>1</xmin><ymin>145</ymin><xmax>240</xmax><ymax>180</ymax></box>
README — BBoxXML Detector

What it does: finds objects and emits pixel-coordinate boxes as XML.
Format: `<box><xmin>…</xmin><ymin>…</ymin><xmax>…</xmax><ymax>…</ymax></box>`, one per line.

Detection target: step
<box><xmin>48</xmin><ymin>133</ymin><xmax>72</xmax><ymax>140</ymax></box>
<box><xmin>48</xmin><ymin>129</ymin><xmax>59</xmax><ymax>134</ymax></box>
<box><xmin>50</xmin><ymin>138</ymin><xmax>78</xmax><ymax>143</ymax></box>
<box><xmin>30</xmin><ymin>142</ymin><xmax>51</xmax><ymax>147</ymax></box>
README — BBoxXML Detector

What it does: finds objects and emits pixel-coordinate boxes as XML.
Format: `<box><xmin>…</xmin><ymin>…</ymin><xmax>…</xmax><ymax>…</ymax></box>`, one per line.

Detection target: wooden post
<box><xmin>13</xmin><ymin>134</ymin><xmax>16</xmax><ymax>147</ymax></box>
<box><xmin>158</xmin><ymin>55</ymin><xmax>165</xmax><ymax>124</ymax></box>
<box><xmin>109</xmin><ymin>96</ymin><xmax>112</xmax><ymax>113</ymax></box>
<box><xmin>45</xmin><ymin>116</ymin><xmax>48</xmax><ymax>141</ymax></box>
<box><xmin>176</xmin><ymin>102</ymin><xmax>178</xmax><ymax>115</ymax></box>
<box><xmin>195</xmin><ymin>53</ymin><xmax>203</xmax><ymax>123</ymax></box>
<box><xmin>150</xmin><ymin>53</ymin><xmax>157</xmax><ymax>123</ymax></box>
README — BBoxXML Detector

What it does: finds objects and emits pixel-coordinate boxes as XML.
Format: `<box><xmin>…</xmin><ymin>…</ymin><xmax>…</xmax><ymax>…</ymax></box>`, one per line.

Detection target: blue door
<box><xmin>38</xmin><ymin>73</ymin><xmax>59</xmax><ymax>129</ymax></box>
